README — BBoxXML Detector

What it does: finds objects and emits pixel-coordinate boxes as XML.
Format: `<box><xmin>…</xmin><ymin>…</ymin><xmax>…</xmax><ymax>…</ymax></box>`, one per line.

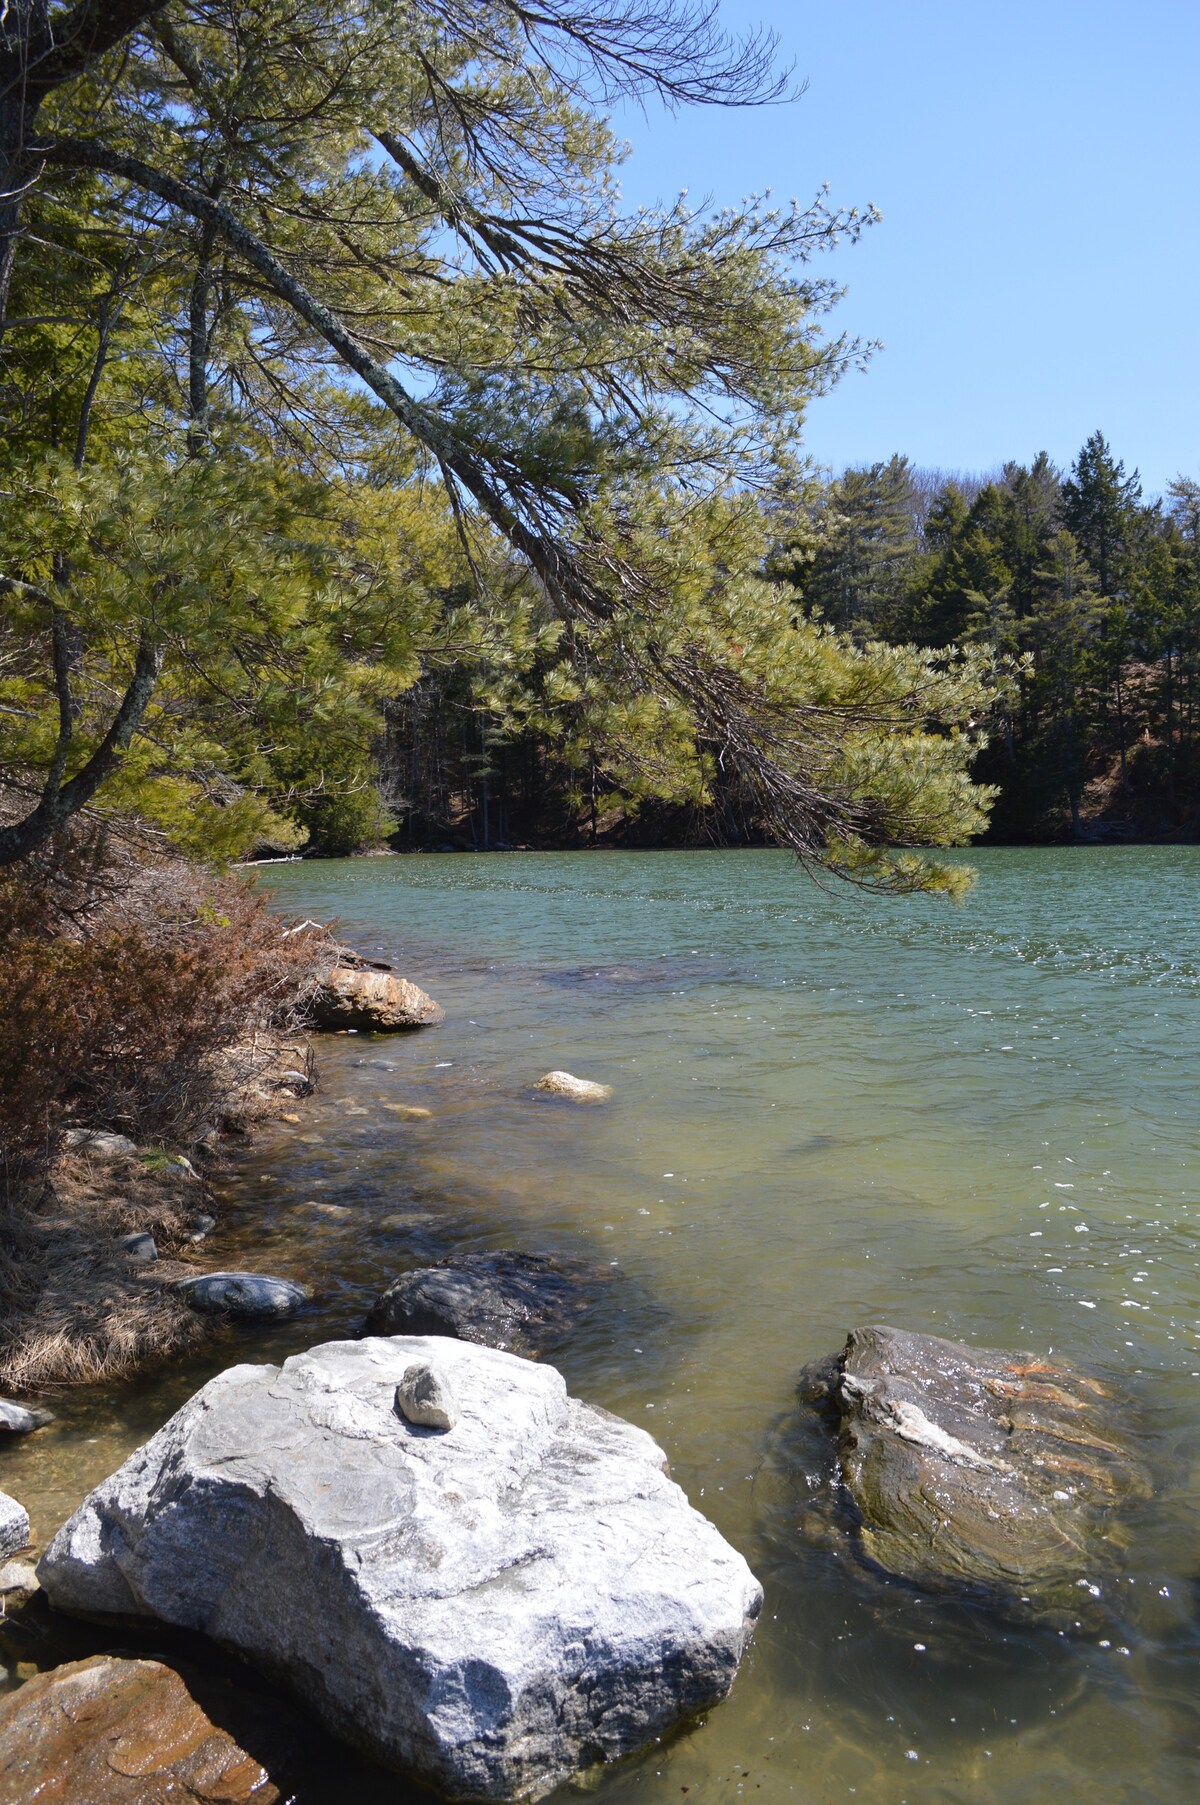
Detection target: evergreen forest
<box><xmin>386</xmin><ymin>434</ymin><xmax>1200</xmax><ymax>853</ymax></box>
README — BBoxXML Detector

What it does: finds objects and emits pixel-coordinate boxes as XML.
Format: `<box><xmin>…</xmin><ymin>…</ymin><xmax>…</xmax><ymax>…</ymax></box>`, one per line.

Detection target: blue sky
<box><xmin>609</xmin><ymin>0</ymin><xmax>1198</xmax><ymax>498</ymax></box>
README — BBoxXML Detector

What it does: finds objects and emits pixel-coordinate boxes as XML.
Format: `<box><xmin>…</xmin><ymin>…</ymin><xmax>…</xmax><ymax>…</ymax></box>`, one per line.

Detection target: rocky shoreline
<box><xmin>0</xmin><ymin>955</ymin><xmax>1161</xmax><ymax>1803</ymax></box>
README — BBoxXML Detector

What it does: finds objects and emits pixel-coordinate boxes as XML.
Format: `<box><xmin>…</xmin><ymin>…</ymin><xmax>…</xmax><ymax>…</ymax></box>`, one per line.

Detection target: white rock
<box><xmin>38</xmin><ymin>1336</ymin><xmax>761</xmax><ymax>1801</ymax></box>
<box><xmin>533</xmin><ymin>1071</ymin><xmax>612</xmax><ymax>1104</ymax></box>
<box><xmin>394</xmin><ymin>1360</ymin><xmax>459</xmax><ymax>1429</ymax></box>
<box><xmin>62</xmin><ymin>1129</ymin><xmax>138</xmax><ymax>1160</ymax></box>
<box><xmin>0</xmin><ymin>1559</ymin><xmax>39</xmax><ymax>1596</ymax></box>
<box><xmin>0</xmin><ymin>1490</ymin><xmax>29</xmax><ymax>1562</ymax></box>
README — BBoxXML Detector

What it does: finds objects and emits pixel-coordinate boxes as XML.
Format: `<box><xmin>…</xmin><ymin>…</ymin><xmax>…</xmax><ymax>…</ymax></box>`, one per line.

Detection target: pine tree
<box><xmin>0</xmin><ymin>2</ymin><xmax>998</xmax><ymax>892</ymax></box>
<box><xmin>797</xmin><ymin>457</ymin><xmax>922</xmax><ymax>636</ymax></box>
<box><xmin>1061</xmin><ymin>432</ymin><xmax>1142</xmax><ymax>598</ymax></box>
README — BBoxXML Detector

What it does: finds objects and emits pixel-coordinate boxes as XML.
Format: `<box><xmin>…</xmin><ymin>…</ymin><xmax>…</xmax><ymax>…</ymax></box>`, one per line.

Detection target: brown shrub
<box><xmin>0</xmin><ymin>836</ymin><xmax>332</xmax><ymax>1172</ymax></box>
<box><xmin>0</xmin><ymin>831</ymin><xmax>332</xmax><ymax>1390</ymax></box>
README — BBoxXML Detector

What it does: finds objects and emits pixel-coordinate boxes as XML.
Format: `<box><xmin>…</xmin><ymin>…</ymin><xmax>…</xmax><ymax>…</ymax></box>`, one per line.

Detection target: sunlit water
<box><xmin>4</xmin><ymin>848</ymin><xmax>1199</xmax><ymax>1804</ymax></box>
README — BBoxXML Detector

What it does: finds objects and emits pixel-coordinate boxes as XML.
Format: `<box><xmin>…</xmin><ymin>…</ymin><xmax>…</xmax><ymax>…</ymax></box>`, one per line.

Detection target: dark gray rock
<box><xmin>0</xmin><ymin>1399</ymin><xmax>53</xmax><ymax>1433</ymax></box>
<box><xmin>38</xmin><ymin>1336</ymin><xmax>761</xmax><ymax>1802</ymax></box>
<box><xmin>814</xmin><ymin>1324</ymin><xmax>1150</xmax><ymax>1629</ymax></box>
<box><xmin>120</xmin><ymin>1232</ymin><xmax>158</xmax><ymax>1263</ymax></box>
<box><xmin>171</xmin><ymin>1272</ymin><xmax>308</xmax><ymax>1320</ymax></box>
<box><xmin>188</xmin><ymin>1214</ymin><xmax>217</xmax><ymax>1243</ymax></box>
<box><xmin>363</xmin><ymin>1250</ymin><xmax>610</xmax><ymax>1357</ymax></box>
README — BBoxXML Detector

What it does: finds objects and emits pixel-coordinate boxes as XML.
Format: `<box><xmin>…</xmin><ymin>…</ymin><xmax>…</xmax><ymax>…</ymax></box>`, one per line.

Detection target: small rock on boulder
<box><xmin>363</xmin><ymin>1250</ymin><xmax>610</xmax><ymax>1357</ymax></box>
<box><xmin>0</xmin><ymin>1656</ymin><xmax>284</xmax><ymax>1805</ymax></box>
<box><xmin>311</xmin><ymin>966</ymin><xmax>444</xmax><ymax>1033</ymax></box>
<box><xmin>394</xmin><ymin>1360</ymin><xmax>459</xmax><ymax>1429</ymax></box>
<box><xmin>39</xmin><ymin>1335</ymin><xmax>761</xmax><ymax>1803</ymax></box>
<box><xmin>171</xmin><ymin>1272</ymin><xmax>308</xmax><ymax>1320</ymax></box>
<box><xmin>533</xmin><ymin>1070</ymin><xmax>611</xmax><ymax>1103</ymax></box>
<box><xmin>0</xmin><ymin>1489</ymin><xmax>29</xmax><ymax>1561</ymax></box>
<box><xmin>0</xmin><ymin>1400</ymin><xmax>53</xmax><ymax>1434</ymax></box>
<box><xmin>812</xmin><ymin>1324</ymin><xmax>1150</xmax><ymax>1628</ymax></box>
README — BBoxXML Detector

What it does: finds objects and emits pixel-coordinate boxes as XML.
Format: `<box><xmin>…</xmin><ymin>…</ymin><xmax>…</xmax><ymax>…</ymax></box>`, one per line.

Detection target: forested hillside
<box><xmin>380</xmin><ymin>434</ymin><xmax>1200</xmax><ymax>850</ymax></box>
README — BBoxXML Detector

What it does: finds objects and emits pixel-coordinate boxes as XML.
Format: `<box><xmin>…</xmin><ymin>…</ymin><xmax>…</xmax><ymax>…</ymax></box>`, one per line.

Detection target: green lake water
<box><xmin>4</xmin><ymin>847</ymin><xmax>1199</xmax><ymax>1803</ymax></box>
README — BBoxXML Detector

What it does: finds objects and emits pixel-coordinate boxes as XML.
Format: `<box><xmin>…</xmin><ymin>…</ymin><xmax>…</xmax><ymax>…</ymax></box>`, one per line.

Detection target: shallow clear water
<box><xmin>5</xmin><ymin>847</ymin><xmax>1200</xmax><ymax>1803</ymax></box>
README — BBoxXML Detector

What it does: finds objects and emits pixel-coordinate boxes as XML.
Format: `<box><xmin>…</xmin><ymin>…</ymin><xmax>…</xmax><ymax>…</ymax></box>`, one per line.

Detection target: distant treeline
<box><xmin>367</xmin><ymin>433</ymin><xmax>1200</xmax><ymax>854</ymax></box>
<box><xmin>771</xmin><ymin>435</ymin><xmax>1200</xmax><ymax>842</ymax></box>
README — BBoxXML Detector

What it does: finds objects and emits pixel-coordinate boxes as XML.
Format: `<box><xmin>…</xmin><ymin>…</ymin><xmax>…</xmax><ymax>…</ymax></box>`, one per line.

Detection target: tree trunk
<box><xmin>1</xmin><ymin>2</ymin><xmax>169</xmax><ymax>335</ymax></box>
<box><xmin>0</xmin><ymin>4</ymin><xmax>46</xmax><ymax>338</ymax></box>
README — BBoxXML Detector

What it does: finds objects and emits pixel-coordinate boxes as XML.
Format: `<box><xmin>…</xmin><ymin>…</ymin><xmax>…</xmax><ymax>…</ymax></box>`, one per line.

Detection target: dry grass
<box><xmin>0</xmin><ymin>1156</ymin><xmax>208</xmax><ymax>1393</ymax></box>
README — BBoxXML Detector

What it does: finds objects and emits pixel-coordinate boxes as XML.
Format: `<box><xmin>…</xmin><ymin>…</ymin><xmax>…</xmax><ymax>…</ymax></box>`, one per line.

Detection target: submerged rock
<box><xmin>363</xmin><ymin>1250</ymin><xmax>610</xmax><ymax>1356</ymax></box>
<box><xmin>0</xmin><ymin>1400</ymin><xmax>53</xmax><ymax>1434</ymax></box>
<box><xmin>39</xmin><ymin>1335</ymin><xmax>761</xmax><ymax>1802</ymax></box>
<box><xmin>311</xmin><ymin>966</ymin><xmax>444</xmax><ymax>1033</ymax></box>
<box><xmin>812</xmin><ymin>1324</ymin><xmax>1149</xmax><ymax>1628</ymax></box>
<box><xmin>0</xmin><ymin>1490</ymin><xmax>29</xmax><ymax>1561</ymax></box>
<box><xmin>0</xmin><ymin>1656</ymin><xmax>283</xmax><ymax>1805</ymax></box>
<box><xmin>533</xmin><ymin>1070</ymin><xmax>611</xmax><ymax>1103</ymax></box>
<box><xmin>171</xmin><ymin>1271</ymin><xmax>308</xmax><ymax>1319</ymax></box>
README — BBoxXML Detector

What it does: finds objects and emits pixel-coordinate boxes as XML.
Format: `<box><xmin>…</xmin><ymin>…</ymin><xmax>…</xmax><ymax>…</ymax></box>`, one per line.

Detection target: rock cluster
<box><xmin>39</xmin><ymin>1335</ymin><xmax>761</xmax><ymax>1802</ymax></box>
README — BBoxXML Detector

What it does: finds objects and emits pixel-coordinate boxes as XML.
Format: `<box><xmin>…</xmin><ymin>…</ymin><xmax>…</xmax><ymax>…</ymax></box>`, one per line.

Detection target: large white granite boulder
<box><xmin>38</xmin><ymin>1337</ymin><xmax>761</xmax><ymax>1801</ymax></box>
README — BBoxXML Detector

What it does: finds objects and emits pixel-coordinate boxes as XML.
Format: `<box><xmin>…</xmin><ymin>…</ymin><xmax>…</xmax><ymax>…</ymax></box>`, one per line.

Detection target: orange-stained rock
<box><xmin>0</xmin><ymin>1655</ymin><xmax>279</xmax><ymax>1804</ymax></box>
<box><xmin>310</xmin><ymin>966</ymin><xmax>444</xmax><ymax>1032</ymax></box>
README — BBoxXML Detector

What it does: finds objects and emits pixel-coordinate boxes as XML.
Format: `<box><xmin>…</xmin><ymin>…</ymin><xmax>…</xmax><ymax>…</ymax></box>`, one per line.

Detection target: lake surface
<box><xmin>5</xmin><ymin>847</ymin><xmax>1200</xmax><ymax>1803</ymax></box>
